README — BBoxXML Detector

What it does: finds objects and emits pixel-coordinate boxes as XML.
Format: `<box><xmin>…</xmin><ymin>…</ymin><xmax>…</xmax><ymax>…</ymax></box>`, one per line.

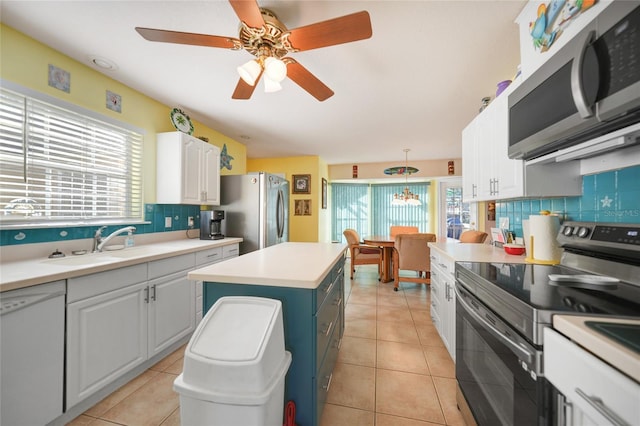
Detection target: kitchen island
<box><xmin>188</xmin><ymin>242</ymin><xmax>347</xmax><ymax>426</ymax></box>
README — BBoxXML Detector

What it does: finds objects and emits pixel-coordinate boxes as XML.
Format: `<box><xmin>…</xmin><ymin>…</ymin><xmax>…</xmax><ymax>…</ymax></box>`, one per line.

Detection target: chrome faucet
<box><xmin>93</xmin><ymin>226</ymin><xmax>136</xmax><ymax>252</ymax></box>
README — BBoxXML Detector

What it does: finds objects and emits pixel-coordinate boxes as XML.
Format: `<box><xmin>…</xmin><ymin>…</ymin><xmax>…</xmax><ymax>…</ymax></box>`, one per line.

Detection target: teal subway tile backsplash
<box><xmin>0</xmin><ymin>204</ymin><xmax>202</xmax><ymax>246</ymax></box>
<box><xmin>496</xmin><ymin>165</ymin><xmax>640</xmax><ymax>240</ymax></box>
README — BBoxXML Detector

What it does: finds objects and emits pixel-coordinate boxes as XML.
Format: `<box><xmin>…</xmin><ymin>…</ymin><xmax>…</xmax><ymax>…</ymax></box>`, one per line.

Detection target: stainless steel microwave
<box><xmin>508</xmin><ymin>2</ymin><xmax>640</xmax><ymax>160</ymax></box>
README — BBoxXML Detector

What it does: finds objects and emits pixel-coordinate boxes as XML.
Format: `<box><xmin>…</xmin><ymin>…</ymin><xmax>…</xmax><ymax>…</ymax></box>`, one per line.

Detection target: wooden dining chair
<box><xmin>390</xmin><ymin>226</ymin><xmax>419</xmax><ymax>238</ymax></box>
<box><xmin>392</xmin><ymin>233</ymin><xmax>437</xmax><ymax>291</ymax></box>
<box><xmin>343</xmin><ymin>229</ymin><xmax>382</xmax><ymax>280</ymax></box>
<box><xmin>459</xmin><ymin>230</ymin><xmax>488</xmax><ymax>243</ymax></box>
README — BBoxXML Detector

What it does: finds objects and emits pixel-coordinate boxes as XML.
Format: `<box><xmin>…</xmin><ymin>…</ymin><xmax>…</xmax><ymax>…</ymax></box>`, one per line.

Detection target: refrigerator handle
<box><xmin>277</xmin><ymin>188</ymin><xmax>284</xmax><ymax>239</ymax></box>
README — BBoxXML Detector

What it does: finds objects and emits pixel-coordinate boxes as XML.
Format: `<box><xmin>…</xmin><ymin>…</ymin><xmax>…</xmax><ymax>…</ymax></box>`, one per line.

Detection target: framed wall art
<box><xmin>294</xmin><ymin>199</ymin><xmax>312</xmax><ymax>216</ymax></box>
<box><xmin>322</xmin><ymin>178</ymin><xmax>327</xmax><ymax>209</ymax></box>
<box><xmin>292</xmin><ymin>174</ymin><xmax>311</xmax><ymax>194</ymax></box>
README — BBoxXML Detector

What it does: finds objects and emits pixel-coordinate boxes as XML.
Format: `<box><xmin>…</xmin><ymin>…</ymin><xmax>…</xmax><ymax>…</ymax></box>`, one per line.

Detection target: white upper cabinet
<box><xmin>462</xmin><ymin>92</ymin><xmax>524</xmax><ymax>202</ymax></box>
<box><xmin>157</xmin><ymin>132</ymin><xmax>220</xmax><ymax>205</ymax></box>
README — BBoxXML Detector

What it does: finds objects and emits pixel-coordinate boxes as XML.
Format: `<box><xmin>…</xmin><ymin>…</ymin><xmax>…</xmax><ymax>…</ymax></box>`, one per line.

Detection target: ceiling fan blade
<box><xmin>135</xmin><ymin>27</ymin><xmax>240</xmax><ymax>49</ymax></box>
<box><xmin>232</xmin><ymin>70</ymin><xmax>263</xmax><ymax>100</ymax></box>
<box><xmin>229</xmin><ymin>0</ymin><xmax>265</xmax><ymax>28</ymax></box>
<box><xmin>287</xmin><ymin>11</ymin><xmax>372</xmax><ymax>51</ymax></box>
<box><xmin>285</xmin><ymin>59</ymin><xmax>334</xmax><ymax>102</ymax></box>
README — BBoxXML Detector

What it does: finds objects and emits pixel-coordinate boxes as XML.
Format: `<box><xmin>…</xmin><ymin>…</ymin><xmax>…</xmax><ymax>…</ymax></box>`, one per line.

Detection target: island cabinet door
<box><xmin>203</xmin><ymin>283</ymin><xmax>320</xmax><ymax>426</ymax></box>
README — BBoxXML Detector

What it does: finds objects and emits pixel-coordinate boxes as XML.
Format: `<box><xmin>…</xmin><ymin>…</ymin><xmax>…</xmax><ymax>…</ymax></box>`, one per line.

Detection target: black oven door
<box><xmin>455</xmin><ymin>284</ymin><xmax>556</xmax><ymax>426</ymax></box>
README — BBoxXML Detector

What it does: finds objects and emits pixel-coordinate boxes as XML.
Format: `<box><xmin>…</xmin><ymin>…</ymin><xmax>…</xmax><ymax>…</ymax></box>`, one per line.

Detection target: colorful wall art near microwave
<box><xmin>530</xmin><ymin>0</ymin><xmax>597</xmax><ymax>52</ymax></box>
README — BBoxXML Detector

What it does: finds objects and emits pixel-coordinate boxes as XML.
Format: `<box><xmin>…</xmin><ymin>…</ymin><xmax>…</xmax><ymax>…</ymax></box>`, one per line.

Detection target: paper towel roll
<box><xmin>529</xmin><ymin>215</ymin><xmax>562</xmax><ymax>263</ymax></box>
<box><xmin>522</xmin><ymin>220</ymin><xmax>530</xmax><ymax>256</ymax></box>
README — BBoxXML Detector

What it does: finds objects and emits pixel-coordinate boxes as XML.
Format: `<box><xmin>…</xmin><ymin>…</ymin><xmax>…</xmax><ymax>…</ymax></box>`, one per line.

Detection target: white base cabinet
<box><xmin>156</xmin><ymin>131</ymin><xmax>220</xmax><ymax>205</ymax></box>
<box><xmin>430</xmin><ymin>249</ymin><xmax>456</xmax><ymax>361</ymax></box>
<box><xmin>66</xmin><ymin>256</ymin><xmax>195</xmax><ymax>409</ymax></box>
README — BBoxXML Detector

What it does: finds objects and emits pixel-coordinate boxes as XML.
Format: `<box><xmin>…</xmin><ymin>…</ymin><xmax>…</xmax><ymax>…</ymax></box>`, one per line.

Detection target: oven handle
<box><xmin>454</xmin><ymin>284</ymin><xmax>534</xmax><ymax>365</ymax></box>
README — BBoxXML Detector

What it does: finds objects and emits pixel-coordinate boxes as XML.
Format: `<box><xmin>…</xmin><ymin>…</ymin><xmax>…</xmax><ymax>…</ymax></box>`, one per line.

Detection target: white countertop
<box><xmin>189</xmin><ymin>242</ymin><xmax>347</xmax><ymax>289</ymax></box>
<box><xmin>0</xmin><ymin>237</ymin><xmax>243</xmax><ymax>292</ymax></box>
<box><xmin>553</xmin><ymin>315</ymin><xmax>640</xmax><ymax>382</ymax></box>
<box><xmin>429</xmin><ymin>242</ymin><xmax>529</xmax><ymax>263</ymax></box>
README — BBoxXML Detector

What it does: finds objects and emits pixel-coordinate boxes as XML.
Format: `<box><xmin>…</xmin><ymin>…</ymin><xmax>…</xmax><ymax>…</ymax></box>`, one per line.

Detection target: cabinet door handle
<box><xmin>151</xmin><ymin>284</ymin><xmax>156</xmax><ymax>301</ymax></box>
<box><xmin>445</xmin><ymin>283</ymin><xmax>450</xmax><ymax>301</ymax></box>
<box><xmin>323</xmin><ymin>280</ymin><xmax>335</xmax><ymax>295</ymax></box>
<box><xmin>321</xmin><ymin>321</ymin><xmax>334</xmax><ymax>337</ymax></box>
<box><xmin>144</xmin><ymin>286</ymin><xmax>149</xmax><ymax>303</ymax></box>
<box><xmin>575</xmin><ymin>388</ymin><xmax>628</xmax><ymax>426</ymax></box>
<box><xmin>472</xmin><ymin>184</ymin><xmax>477</xmax><ymax>198</ymax></box>
<box><xmin>322</xmin><ymin>373</ymin><xmax>333</xmax><ymax>392</ymax></box>
<box><xmin>494</xmin><ymin>179</ymin><xmax>499</xmax><ymax>195</ymax></box>
<box><xmin>334</xmin><ymin>297</ymin><xmax>343</xmax><ymax>308</ymax></box>
<box><xmin>438</xmin><ymin>262</ymin><xmax>447</xmax><ymax>269</ymax></box>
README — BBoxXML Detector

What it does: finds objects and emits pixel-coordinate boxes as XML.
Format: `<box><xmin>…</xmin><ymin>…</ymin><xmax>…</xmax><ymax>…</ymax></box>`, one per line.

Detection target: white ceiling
<box><xmin>0</xmin><ymin>0</ymin><xmax>525</xmax><ymax>166</ymax></box>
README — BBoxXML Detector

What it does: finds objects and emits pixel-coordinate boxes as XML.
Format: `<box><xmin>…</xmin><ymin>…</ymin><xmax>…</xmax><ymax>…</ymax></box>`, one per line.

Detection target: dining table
<box><xmin>363</xmin><ymin>235</ymin><xmax>395</xmax><ymax>283</ymax></box>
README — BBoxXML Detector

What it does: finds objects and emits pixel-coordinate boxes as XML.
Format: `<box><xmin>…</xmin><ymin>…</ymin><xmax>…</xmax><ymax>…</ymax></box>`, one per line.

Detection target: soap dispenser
<box><xmin>125</xmin><ymin>230</ymin><xmax>135</xmax><ymax>248</ymax></box>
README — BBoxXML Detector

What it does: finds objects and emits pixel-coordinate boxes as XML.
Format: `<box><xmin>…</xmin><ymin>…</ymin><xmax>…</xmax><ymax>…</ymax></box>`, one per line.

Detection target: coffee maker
<box><xmin>200</xmin><ymin>210</ymin><xmax>225</xmax><ymax>240</ymax></box>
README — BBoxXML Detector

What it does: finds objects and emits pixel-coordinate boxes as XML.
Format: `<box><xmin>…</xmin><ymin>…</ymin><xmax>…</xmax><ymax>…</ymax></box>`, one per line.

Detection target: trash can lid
<box><xmin>191</xmin><ymin>296</ymin><xmax>281</xmax><ymax>363</ymax></box>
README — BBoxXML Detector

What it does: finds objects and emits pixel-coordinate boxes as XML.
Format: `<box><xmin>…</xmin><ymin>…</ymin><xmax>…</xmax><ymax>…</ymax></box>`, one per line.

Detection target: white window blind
<box><xmin>0</xmin><ymin>87</ymin><xmax>143</xmax><ymax>225</ymax></box>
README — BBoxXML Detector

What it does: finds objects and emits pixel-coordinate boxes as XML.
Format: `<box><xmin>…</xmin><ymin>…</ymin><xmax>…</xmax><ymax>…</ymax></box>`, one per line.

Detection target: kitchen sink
<box><xmin>43</xmin><ymin>253</ymin><xmax>114</xmax><ymax>266</ymax></box>
<box><xmin>103</xmin><ymin>245</ymin><xmax>166</xmax><ymax>258</ymax></box>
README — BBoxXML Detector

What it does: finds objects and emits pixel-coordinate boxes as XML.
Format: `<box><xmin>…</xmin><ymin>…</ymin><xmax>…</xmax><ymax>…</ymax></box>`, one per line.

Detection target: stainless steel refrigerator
<box><xmin>220</xmin><ymin>172</ymin><xmax>289</xmax><ymax>255</ymax></box>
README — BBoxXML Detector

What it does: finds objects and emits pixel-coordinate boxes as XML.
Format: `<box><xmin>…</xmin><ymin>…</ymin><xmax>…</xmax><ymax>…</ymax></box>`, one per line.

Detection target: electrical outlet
<box><xmin>188</xmin><ymin>216</ymin><xmax>194</xmax><ymax>228</ymax></box>
<box><xmin>165</xmin><ymin>217</ymin><xmax>172</xmax><ymax>228</ymax></box>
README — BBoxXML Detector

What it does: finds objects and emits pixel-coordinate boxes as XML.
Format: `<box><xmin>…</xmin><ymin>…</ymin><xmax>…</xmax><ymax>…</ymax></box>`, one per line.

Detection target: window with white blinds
<box><xmin>331</xmin><ymin>182</ymin><xmax>430</xmax><ymax>242</ymax></box>
<box><xmin>0</xmin><ymin>87</ymin><xmax>143</xmax><ymax>226</ymax></box>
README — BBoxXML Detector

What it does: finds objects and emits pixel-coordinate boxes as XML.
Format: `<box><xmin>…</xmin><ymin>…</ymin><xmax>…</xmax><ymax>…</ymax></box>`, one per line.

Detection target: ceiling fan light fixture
<box><xmin>237</xmin><ymin>59</ymin><xmax>261</xmax><ymax>86</ymax></box>
<box><xmin>264</xmin><ymin>57</ymin><xmax>287</xmax><ymax>83</ymax></box>
<box><xmin>263</xmin><ymin>75</ymin><xmax>283</xmax><ymax>93</ymax></box>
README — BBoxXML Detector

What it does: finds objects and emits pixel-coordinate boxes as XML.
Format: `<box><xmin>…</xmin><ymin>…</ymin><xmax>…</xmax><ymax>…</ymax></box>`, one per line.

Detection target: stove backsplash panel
<box><xmin>496</xmin><ymin>164</ymin><xmax>640</xmax><ymax>241</ymax></box>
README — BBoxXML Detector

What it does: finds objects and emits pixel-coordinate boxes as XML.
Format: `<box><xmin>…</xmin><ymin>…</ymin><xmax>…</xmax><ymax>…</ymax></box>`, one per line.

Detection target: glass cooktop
<box><xmin>456</xmin><ymin>261</ymin><xmax>640</xmax><ymax>317</ymax></box>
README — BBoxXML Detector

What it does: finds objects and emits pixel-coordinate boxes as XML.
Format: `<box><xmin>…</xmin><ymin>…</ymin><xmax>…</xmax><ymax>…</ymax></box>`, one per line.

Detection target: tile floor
<box><xmin>67</xmin><ymin>262</ymin><xmax>464</xmax><ymax>426</ymax></box>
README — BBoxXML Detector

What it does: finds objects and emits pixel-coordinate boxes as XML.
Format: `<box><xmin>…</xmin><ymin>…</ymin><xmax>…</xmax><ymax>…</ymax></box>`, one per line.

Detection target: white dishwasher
<box><xmin>0</xmin><ymin>280</ymin><xmax>66</xmax><ymax>426</ymax></box>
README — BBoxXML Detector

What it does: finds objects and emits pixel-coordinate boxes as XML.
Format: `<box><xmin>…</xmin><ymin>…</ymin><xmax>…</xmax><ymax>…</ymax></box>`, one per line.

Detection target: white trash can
<box><xmin>174</xmin><ymin>296</ymin><xmax>292</xmax><ymax>426</ymax></box>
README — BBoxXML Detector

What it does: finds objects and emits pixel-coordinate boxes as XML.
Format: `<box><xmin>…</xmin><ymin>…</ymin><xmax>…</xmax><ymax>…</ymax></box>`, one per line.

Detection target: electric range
<box><xmin>454</xmin><ymin>221</ymin><xmax>640</xmax><ymax>426</ymax></box>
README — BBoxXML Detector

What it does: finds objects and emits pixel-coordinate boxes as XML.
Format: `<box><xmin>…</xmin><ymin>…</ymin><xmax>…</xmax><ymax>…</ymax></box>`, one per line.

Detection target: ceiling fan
<box><xmin>135</xmin><ymin>0</ymin><xmax>372</xmax><ymax>101</ymax></box>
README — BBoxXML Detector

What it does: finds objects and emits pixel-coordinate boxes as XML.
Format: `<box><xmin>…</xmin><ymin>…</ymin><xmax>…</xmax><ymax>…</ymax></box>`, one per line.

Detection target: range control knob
<box><xmin>563</xmin><ymin>226</ymin><xmax>574</xmax><ymax>236</ymax></box>
<box><xmin>577</xmin><ymin>227</ymin><xmax>591</xmax><ymax>238</ymax></box>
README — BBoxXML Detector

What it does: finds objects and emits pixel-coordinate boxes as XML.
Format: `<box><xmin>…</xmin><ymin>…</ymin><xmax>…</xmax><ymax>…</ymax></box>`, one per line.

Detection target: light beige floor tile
<box><xmin>377</xmin><ymin>305</ymin><xmax>414</xmax><ymax>324</ymax></box>
<box><xmin>377</xmin><ymin>292</ymin><xmax>408</xmax><ymax>308</ymax></box>
<box><xmin>65</xmin><ymin>414</ymin><xmax>96</xmax><ymax>426</ymax></box>
<box><xmin>159</xmin><ymin>407</ymin><xmax>180</xmax><ymax>426</ymax></box>
<box><xmin>376</xmin><ymin>413</ymin><xmax>444</xmax><ymax>426</ymax></box>
<box><xmin>377</xmin><ymin>340</ymin><xmax>430</xmax><ymax>375</ymax></box>
<box><xmin>433</xmin><ymin>376</ymin><xmax>467</xmax><ymax>426</ymax></box>
<box><xmin>319</xmin><ymin>403</ymin><xmax>374</xmax><ymax>426</ymax></box>
<box><xmin>376</xmin><ymin>369</ymin><xmax>445</xmax><ymax>424</ymax></box>
<box><xmin>101</xmin><ymin>372</ymin><xmax>179</xmax><ymax>426</ymax></box>
<box><xmin>326</xmin><ymin>362</ymin><xmax>376</xmax><ymax>411</ymax></box>
<box><xmin>345</xmin><ymin>303</ymin><xmax>377</xmax><ymax>321</ymax></box>
<box><xmin>423</xmin><ymin>345</ymin><xmax>456</xmax><ymax>378</ymax></box>
<box><xmin>348</xmin><ymin>291</ymin><xmax>378</xmax><ymax>305</ymax></box>
<box><xmin>84</xmin><ymin>369</ymin><xmax>161</xmax><ymax>417</ymax></box>
<box><xmin>407</xmin><ymin>296</ymin><xmax>431</xmax><ymax>311</ymax></box>
<box><xmin>410</xmin><ymin>308</ymin><xmax>431</xmax><ymax>325</ymax></box>
<box><xmin>344</xmin><ymin>318</ymin><xmax>377</xmax><ymax>339</ymax></box>
<box><xmin>150</xmin><ymin>344</ymin><xmax>187</xmax><ymax>372</ymax></box>
<box><xmin>87</xmin><ymin>420</ymin><xmax>123</xmax><ymax>426</ymax></box>
<box><xmin>417</xmin><ymin>323</ymin><xmax>446</xmax><ymax>348</ymax></box>
<box><xmin>337</xmin><ymin>336</ymin><xmax>376</xmax><ymax>367</ymax></box>
<box><xmin>164</xmin><ymin>357</ymin><xmax>184</xmax><ymax>375</ymax></box>
<box><xmin>377</xmin><ymin>321</ymin><xmax>421</xmax><ymax>345</ymax></box>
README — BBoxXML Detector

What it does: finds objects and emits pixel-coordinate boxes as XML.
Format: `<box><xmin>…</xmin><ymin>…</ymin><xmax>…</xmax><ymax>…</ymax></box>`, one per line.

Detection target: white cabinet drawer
<box><xmin>67</xmin><ymin>264</ymin><xmax>147</xmax><ymax>303</ymax></box>
<box><xmin>148</xmin><ymin>253</ymin><xmax>195</xmax><ymax>279</ymax></box>
<box><xmin>222</xmin><ymin>243</ymin><xmax>239</xmax><ymax>259</ymax></box>
<box><xmin>195</xmin><ymin>247</ymin><xmax>223</xmax><ymax>266</ymax></box>
<box><xmin>544</xmin><ymin>328</ymin><xmax>640</xmax><ymax>426</ymax></box>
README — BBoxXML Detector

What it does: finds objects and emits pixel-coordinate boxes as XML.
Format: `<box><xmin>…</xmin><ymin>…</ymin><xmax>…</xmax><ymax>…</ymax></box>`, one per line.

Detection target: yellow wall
<box><xmin>0</xmin><ymin>24</ymin><xmax>247</xmax><ymax>203</ymax></box>
<box><xmin>248</xmin><ymin>156</ymin><xmax>331</xmax><ymax>242</ymax></box>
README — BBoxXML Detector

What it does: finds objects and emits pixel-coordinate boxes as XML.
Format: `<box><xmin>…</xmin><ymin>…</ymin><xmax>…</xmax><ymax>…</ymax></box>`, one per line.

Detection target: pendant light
<box><xmin>389</xmin><ymin>149</ymin><xmax>421</xmax><ymax>206</ymax></box>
